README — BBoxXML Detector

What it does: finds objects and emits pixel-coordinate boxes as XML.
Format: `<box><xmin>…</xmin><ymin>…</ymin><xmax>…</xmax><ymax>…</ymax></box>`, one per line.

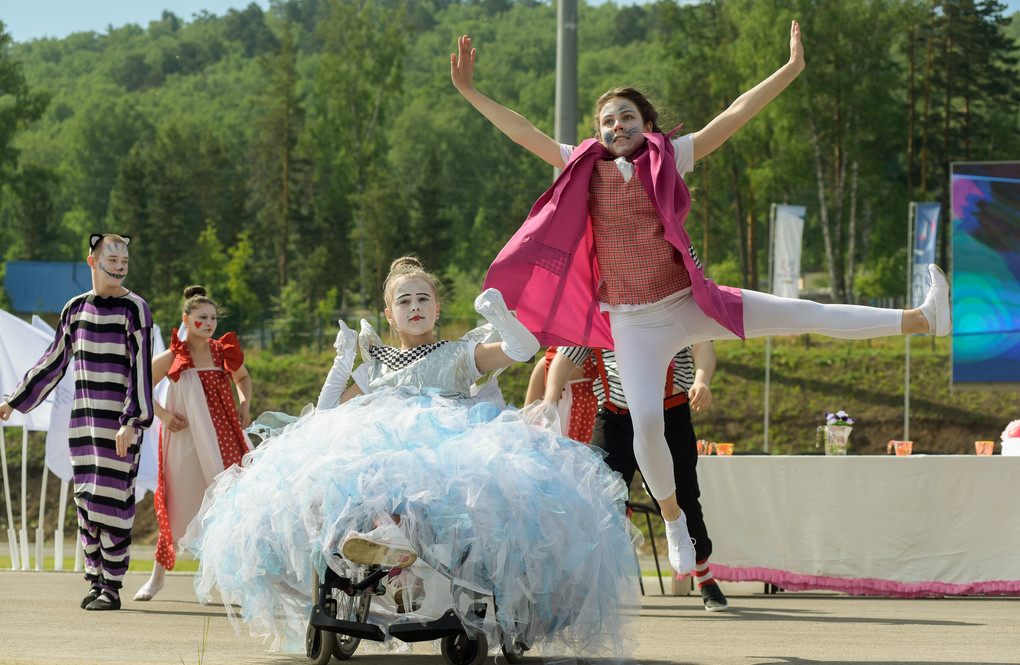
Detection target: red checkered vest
<box><xmin>589</xmin><ymin>160</ymin><xmax>692</xmax><ymax>305</ymax></box>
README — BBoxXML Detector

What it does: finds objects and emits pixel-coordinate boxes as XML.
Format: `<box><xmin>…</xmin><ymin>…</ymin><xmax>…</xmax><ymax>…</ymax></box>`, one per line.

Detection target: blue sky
<box><xmin>3</xmin><ymin>0</ymin><xmax>1019</xmax><ymax>44</ymax></box>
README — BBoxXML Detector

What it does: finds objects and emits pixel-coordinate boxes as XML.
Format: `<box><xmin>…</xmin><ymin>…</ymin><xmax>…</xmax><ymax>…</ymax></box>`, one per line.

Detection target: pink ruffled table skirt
<box><xmin>694</xmin><ymin>455</ymin><xmax>1020</xmax><ymax>598</ymax></box>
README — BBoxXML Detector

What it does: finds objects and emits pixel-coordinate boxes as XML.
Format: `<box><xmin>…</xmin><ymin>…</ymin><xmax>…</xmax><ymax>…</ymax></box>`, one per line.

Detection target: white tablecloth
<box><xmin>697</xmin><ymin>455</ymin><xmax>1020</xmax><ymax>597</ymax></box>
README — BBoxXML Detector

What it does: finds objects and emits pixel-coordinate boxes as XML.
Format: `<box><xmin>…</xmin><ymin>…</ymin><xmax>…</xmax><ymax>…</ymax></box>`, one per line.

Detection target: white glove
<box><xmin>316</xmin><ymin>319</ymin><xmax>358</xmax><ymax>410</ymax></box>
<box><xmin>358</xmin><ymin>319</ymin><xmax>382</xmax><ymax>363</ymax></box>
<box><xmin>473</xmin><ymin>288</ymin><xmax>539</xmax><ymax>363</ymax></box>
<box><xmin>520</xmin><ymin>400</ymin><xmax>561</xmax><ymax>433</ymax></box>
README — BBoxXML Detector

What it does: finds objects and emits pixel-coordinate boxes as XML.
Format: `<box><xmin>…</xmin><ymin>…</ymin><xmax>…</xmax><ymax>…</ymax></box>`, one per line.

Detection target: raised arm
<box><xmin>451</xmin><ymin>35</ymin><xmax>565</xmax><ymax>168</ymax></box>
<box><xmin>472</xmin><ymin>289</ymin><xmax>540</xmax><ymax>374</ymax></box>
<box><xmin>691</xmin><ymin>20</ymin><xmax>805</xmax><ymax>162</ymax></box>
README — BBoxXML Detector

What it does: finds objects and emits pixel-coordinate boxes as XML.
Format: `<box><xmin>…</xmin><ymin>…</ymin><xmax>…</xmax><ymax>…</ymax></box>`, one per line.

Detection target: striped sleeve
<box><xmin>557</xmin><ymin>346</ymin><xmax>593</xmax><ymax>367</ymax></box>
<box><xmin>4</xmin><ymin>298</ymin><xmax>76</xmax><ymax>413</ymax></box>
<box><xmin>120</xmin><ymin>295</ymin><xmax>155</xmax><ymax>429</ymax></box>
<box><xmin>671</xmin><ymin>347</ymin><xmax>696</xmax><ymax>394</ymax></box>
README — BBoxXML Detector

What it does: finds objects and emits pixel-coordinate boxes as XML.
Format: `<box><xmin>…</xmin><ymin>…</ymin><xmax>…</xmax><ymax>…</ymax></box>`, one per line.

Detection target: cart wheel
<box><xmin>501</xmin><ymin>640</ymin><xmax>528</xmax><ymax>663</ymax></box>
<box><xmin>305</xmin><ymin>623</ymin><xmax>334</xmax><ymax>665</ymax></box>
<box><xmin>441</xmin><ymin>631</ymin><xmax>488</xmax><ymax>665</ymax></box>
<box><xmin>331</xmin><ymin>592</ymin><xmax>372</xmax><ymax>660</ymax></box>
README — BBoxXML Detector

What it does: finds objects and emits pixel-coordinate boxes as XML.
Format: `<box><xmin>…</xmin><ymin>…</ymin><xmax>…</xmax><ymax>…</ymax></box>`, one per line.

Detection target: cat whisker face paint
<box><xmin>97</xmin><ymin>241</ymin><xmax>130</xmax><ymax>282</ymax></box>
<box><xmin>598</xmin><ymin>98</ymin><xmax>653</xmax><ymax>159</ymax></box>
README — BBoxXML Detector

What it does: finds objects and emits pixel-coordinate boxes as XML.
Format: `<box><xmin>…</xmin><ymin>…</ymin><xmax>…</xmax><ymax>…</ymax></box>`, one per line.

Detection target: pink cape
<box><xmin>483</xmin><ymin>129</ymin><xmax>745</xmax><ymax>350</ymax></box>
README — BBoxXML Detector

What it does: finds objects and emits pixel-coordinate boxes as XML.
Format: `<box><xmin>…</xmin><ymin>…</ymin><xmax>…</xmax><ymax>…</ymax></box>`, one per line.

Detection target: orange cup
<box><xmin>890</xmin><ymin>440</ymin><xmax>913</xmax><ymax>456</ymax></box>
<box><xmin>696</xmin><ymin>440</ymin><xmax>713</xmax><ymax>455</ymax></box>
<box><xmin>714</xmin><ymin>443</ymin><xmax>734</xmax><ymax>456</ymax></box>
<box><xmin>975</xmin><ymin>441</ymin><xmax>994</xmax><ymax>456</ymax></box>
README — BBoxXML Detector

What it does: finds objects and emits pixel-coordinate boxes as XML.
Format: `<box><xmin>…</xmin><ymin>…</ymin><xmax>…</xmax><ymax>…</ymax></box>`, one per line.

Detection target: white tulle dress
<box><xmin>183</xmin><ymin>323</ymin><xmax>641</xmax><ymax>660</ymax></box>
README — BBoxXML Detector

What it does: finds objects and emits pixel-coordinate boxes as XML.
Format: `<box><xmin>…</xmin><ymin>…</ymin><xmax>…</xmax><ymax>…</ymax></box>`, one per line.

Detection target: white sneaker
<box><xmin>664</xmin><ymin>513</ymin><xmax>697</xmax><ymax>575</ymax></box>
<box><xmin>340</xmin><ymin>523</ymin><xmax>417</xmax><ymax>568</ymax></box>
<box><xmin>918</xmin><ymin>264</ymin><xmax>952</xmax><ymax>336</ymax></box>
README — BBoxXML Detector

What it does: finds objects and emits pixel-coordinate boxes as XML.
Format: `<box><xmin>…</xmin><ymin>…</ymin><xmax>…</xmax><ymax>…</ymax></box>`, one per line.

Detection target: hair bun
<box><xmin>183</xmin><ymin>285</ymin><xmax>207</xmax><ymax>299</ymax></box>
<box><xmin>389</xmin><ymin>256</ymin><xmax>424</xmax><ymax>274</ymax></box>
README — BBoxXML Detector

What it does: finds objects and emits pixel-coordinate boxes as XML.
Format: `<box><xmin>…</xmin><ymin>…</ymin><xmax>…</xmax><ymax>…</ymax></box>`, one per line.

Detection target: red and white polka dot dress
<box><xmin>565</xmin><ymin>357</ymin><xmax>599</xmax><ymax>444</ymax></box>
<box><xmin>154</xmin><ymin>332</ymin><xmax>250</xmax><ymax>570</ymax></box>
<box><xmin>543</xmin><ymin>347</ymin><xmax>599</xmax><ymax>444</ymax></box>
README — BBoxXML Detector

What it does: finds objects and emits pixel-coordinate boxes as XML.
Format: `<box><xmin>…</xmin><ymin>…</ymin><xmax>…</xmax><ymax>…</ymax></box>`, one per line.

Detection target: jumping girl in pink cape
<box><xmin>451</xmin><ymin>21</ymin><xmax>952</xmax><ymax>577</ymax></box>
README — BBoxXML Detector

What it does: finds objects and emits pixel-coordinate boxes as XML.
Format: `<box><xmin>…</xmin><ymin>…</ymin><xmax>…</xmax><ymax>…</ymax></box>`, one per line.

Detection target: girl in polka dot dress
<box><xmin>134</xmin><ymin>285</ymin><xmax>253</xmax><ymax>601</ymax></box>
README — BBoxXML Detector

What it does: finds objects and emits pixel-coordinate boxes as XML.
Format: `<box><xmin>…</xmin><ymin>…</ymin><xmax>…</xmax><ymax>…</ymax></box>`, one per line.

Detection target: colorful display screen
<box><xmin>951</xmin><ymin>162</ymin><xmax>1020</xmax><ymax>387</ymax></box>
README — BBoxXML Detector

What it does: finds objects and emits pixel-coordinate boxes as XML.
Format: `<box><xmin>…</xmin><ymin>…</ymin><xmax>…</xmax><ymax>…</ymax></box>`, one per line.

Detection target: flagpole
<box><xmin>904</xmin><ymin>203</ymin><xmax>915</xmax><ymax>441</ymax></box>
<box><xmin>763</xmin><ymin>204</ymin><xmax>777</xmax><ymax>453</ymax></box>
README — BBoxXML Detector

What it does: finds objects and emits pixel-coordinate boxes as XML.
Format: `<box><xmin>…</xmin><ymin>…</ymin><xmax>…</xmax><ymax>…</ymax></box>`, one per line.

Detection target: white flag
<box><xmin>772</xmin><ymin>205</ymin><xmax>806</xmax><ymax>299</ymax></box>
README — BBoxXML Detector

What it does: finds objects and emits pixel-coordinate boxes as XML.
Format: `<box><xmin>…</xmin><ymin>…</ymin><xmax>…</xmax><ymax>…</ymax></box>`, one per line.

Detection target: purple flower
<box><xmin>825</xmin><ymin>410</ymin><xmax>856</xmax><ymax>426</ymax></box>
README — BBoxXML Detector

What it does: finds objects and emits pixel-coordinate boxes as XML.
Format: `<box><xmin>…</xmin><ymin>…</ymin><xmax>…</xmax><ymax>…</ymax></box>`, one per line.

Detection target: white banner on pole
<box><xmin>764</xmin><ymin>204</ymin><xmax>806</xmax><ymax>453</ymax></box>
<box><xmin>911</xmin><ymin>203</ymin><xmax>941</xmax><ymax>307</ymax></box>
<box><xmin>772</xmin><ymin>205</ymin><xmax>806</xmax><ymax>299</ymax></box>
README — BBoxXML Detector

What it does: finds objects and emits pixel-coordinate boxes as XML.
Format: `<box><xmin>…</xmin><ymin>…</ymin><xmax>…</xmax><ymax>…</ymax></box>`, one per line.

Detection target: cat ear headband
<box><xmin>89</xmin><ymin>233</ymin><xmax>132</xmax><ymax>251</ymax></box>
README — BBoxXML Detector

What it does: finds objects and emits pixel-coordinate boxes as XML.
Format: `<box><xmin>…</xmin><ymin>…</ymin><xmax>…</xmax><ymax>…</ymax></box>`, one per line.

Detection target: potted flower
<box><xmin>1001</xmin><ymin>419</ymin><xmax>1020</xmax><ymax>457</ymax></box>
<box><xmin>823</xmin><ymin>410</ymin><xmax>856</xmax><ymax>456</ymax></box>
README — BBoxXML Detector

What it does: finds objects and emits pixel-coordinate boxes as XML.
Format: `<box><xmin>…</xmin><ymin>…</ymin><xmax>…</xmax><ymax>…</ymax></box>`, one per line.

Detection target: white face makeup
<box><xmin>386</xmin><ymin>277</ymin><xmax>439</xmax><ymax>345</ymax></box>
<box><xmin>598</xmin><ymin>97</ymin><xmax>652</xmax><ymax>159</ymax></box>
<box><xmin>184</xmin><ymin>303</ymin><xmax>218</xmax><ymax>340</ymax></box>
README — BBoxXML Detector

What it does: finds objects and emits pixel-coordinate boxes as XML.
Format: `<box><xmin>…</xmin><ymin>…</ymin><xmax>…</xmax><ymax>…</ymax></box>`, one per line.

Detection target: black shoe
<box><xmin>700</xmin><ymin>583</ymin><xmax>728</xmax><ymax>612</ymax></box>
<box><xmin>85</xmin><ymin>594</ymin><xmax>122</xmax><ymax>611</ymax></box>
<box><xmin>81</xmin><ymin>588</ymin><xmax>101</xmax><ymax>610</ymax></box>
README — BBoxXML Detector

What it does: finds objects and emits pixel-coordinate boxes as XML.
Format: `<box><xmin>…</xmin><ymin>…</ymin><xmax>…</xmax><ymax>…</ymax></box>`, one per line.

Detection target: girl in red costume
<box><xmin>134</xmin><ymin>285</ymin><xmax>253</xmax><ymax>601</ymax></box>
<box><xmin>452</xmin><ymin>22</ymin><xmax>951</xmax><ymax>577</ymax></box>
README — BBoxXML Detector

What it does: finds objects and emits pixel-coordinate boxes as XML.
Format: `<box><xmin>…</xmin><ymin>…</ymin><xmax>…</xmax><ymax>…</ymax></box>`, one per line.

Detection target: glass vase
<box><xmin>824</xmin><ymin>425</ymin><xmax>852</xmax><ymax>456</ymax></box>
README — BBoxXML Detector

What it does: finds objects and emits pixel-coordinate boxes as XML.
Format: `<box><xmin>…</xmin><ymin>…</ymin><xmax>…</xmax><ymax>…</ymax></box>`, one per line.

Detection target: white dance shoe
<box><xmin>918</xmin><ymin>264</ymin><xmax>952</xmax><ymax>336</ymax></box>
<box><xmin>664</xmin><ymin>512</ymin><xmax>697</xmax><ymax>576</ymax></box>
<box><xmin>340</xmin><ymin>523</ymin><xmax>417</xmax><ymax>568</ymax></box>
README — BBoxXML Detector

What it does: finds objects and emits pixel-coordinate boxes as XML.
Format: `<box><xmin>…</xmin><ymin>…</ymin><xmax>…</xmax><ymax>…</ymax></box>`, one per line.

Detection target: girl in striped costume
<box><xmin>1</xmin><ymin>233</ymin><xmax>153</xmax><ymax>611</ymax></box>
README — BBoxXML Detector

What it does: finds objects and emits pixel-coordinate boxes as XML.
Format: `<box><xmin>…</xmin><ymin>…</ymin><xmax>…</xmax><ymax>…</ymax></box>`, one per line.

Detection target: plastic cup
<box><xmin>888</xmin><ymin>440</ymin><xmax>912</xmax><ymax>456</ymax></box>
<box><xmin>696</xmin><ymin>440</ymin><xmax>713</xmax><ymax>455</ymax></box>
<box><xmin>975</xmin><ymin>441</ymin><xmax>994</xmax><ymax>456</ymax></box>
<box><xmin>714</xmin><ymin>443</ymin><xmax>734</xmax><ymax>456</ymax></box>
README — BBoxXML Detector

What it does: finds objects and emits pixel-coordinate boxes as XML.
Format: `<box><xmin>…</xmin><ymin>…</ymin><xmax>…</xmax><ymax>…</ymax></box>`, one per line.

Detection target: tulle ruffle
<box><xmin>184</xmin><ymin>386</ymin><xmax>641</xmax><ymax>659</ymax></box>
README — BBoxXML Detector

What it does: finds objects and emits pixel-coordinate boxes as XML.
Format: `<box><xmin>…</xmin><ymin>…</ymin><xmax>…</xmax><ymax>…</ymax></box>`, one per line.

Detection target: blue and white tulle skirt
<box><xmin>184</xmin><ymin>387</ymin><xmax>641</xmax><ymax>659</ymax></box>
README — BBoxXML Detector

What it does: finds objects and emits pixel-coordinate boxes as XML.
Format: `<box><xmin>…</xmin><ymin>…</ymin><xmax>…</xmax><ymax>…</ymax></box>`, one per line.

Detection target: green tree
<box><xmin>1</xmin><ymin>164</ymin><xmax>64</xmax><ymax>261</ymax></box>
<box><xmin>65</xmin><ymin>97</ymin><xmax>154</xmax><ymax>229</ymax></box>
<box><xmin>225</xmin><ymin>231</ymin><xmax>263</xmax><ymax>334</ymax></box>
<box><xmin>312</xmin><ymin>0</ymin><xmax>408</xmax><ymax>309</ymax></box>
<box><xmin>0</xmin><ymin>22</ymin><xmax>51</xmax><ymax>213</ymax></box>
<box><xmin>911</xmin><ymin>0</ymin><xmax>1020</xmax><ymax>264</ymax></box>
<box><xmin>249</xmin><ymin>17</ymin><xmax>307</xmax><ymax>295</ymax></box>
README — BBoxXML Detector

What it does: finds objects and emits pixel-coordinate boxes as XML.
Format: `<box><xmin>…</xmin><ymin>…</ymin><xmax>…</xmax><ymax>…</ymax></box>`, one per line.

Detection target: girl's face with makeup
<box><xmin>597</xmin><ymin>97</ymin><xmax>653</xmax><ymax>159</ymax></box>
<box><xmin>386</xmin><ymin>277</ymin><xmax>439</xmax><ymax>345</ymax></box>
<box><xmin>184</xmin><ymin>303</ymin><xmax>218</xmax><ymax>340</ymax></box>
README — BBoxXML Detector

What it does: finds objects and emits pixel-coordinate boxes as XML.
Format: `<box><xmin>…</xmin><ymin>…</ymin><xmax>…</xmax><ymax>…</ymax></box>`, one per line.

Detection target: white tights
<box><xmin>610</xmin><ymin>288</ymin><xmax>903</xmax><ymax>500</ymax></box>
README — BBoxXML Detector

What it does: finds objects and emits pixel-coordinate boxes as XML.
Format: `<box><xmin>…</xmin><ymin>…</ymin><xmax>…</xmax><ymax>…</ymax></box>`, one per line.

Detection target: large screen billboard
<box><xmin>950</xmin><ymin>161</ymin><xmax>1020</xmax><ymax>388</ymax></box>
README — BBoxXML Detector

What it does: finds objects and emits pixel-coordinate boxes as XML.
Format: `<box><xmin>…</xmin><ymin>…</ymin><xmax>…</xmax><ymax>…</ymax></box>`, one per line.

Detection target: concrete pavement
<box><xmin>1</xmin><ymin>569</ymin><xmax>1018</xmax><ymax>665</ymax></box>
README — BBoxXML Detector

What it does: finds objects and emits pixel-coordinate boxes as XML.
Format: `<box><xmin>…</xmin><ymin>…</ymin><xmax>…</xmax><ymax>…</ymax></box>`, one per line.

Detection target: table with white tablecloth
<box><xmin>696</xmin><ymin>455</ymin><xmax>1020</xmax><ymax>597</ymax></box>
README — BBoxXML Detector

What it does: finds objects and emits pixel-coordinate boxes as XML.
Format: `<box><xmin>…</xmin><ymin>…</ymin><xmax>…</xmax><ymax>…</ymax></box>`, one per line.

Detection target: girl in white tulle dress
<box><xmin>184</xmin><ymin>257</ymin><xmax>641</xmax><ymax>660</ymax></box>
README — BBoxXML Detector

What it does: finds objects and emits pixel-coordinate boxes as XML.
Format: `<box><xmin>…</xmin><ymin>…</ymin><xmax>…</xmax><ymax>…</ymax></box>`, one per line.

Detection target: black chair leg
<box><xmin>644</xmin><ymin>511</ymin><xmax>665</xmax><ymax>594</ymax></box>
